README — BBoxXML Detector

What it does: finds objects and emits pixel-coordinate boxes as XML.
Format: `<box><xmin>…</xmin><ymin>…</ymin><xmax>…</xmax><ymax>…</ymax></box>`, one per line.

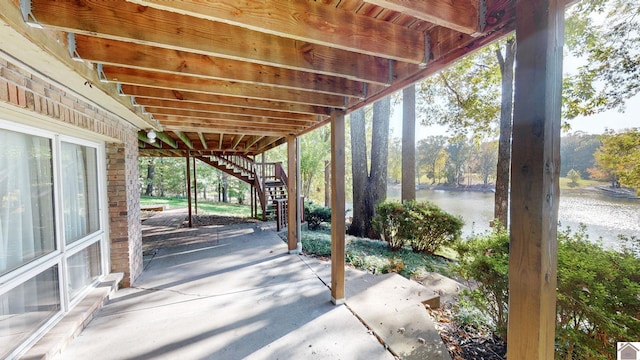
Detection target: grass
<box><xmin>141</xmin><ymin>196</ymin><xmax>251</xmax><ymax>217</ymax></box>
<box><xmin>288</xmin><ymin>226</ymin><xmax>454</xmax><ymax>279</ymax></box>
<box><xmin>559</xmin><ymin>176</ymin><xmax>607</xmax><ymax>190</ymax></box>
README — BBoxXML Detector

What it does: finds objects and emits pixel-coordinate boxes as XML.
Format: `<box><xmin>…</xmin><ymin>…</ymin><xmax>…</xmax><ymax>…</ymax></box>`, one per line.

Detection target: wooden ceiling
<box><xmin>5</xmin><ymin>0</ymin><xmax>515</xmax><ymax>157</ymax></box>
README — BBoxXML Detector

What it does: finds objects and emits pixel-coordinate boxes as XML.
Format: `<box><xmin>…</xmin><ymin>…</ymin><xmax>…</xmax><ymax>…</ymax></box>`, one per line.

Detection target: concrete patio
<box><xmin>54</xmin><ymin>210</ymin><xmax>450</xmax><ymax>360</ymax></box>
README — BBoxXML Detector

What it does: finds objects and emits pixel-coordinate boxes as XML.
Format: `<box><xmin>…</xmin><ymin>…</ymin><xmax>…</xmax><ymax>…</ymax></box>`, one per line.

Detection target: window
<box><xmin>0</xmin><ymin>122</ymin><xmax>106</xmax><ymax>358</ymax></box>
<box><xmin>61</xmin><ymin>142</ymin><xmax>100</xmax><ymax>244</ymax></box>
<box><xmin>0</xmin><ymin>266</ymin><xmax>61</xmax><ymax>360</ymax></box>
<box><xmin>0</xmin><ymin>129</ymin><xmax>56</xmax><ymax>276</ymax></box>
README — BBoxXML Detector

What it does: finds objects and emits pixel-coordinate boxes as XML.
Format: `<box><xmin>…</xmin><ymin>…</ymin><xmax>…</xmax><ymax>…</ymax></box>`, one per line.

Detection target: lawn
<box><xmin>559</xmin><ymin>176</ymin><xmax>607</xmax><ymax>190</ymax></box>
<box><xmin>141</xmin><ymin>196</ymin><xmax>252</xmax><ymax>217</ymax></box>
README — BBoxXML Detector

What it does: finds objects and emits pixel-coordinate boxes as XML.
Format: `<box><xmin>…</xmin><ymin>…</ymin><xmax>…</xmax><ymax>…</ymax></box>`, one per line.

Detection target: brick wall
<box><xmin>0</xmin><ymin>56</ymin><xmax>143</xmax><ymax>286</ymax></box>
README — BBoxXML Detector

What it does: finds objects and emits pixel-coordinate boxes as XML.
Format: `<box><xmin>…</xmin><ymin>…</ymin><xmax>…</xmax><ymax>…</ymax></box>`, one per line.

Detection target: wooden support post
<box><xmin>186</xmin><ymin>151</ymin><xmax>193</xmax><ymax>228</ymax></box>
<box><xmin>287</xmin><ymin>136</ymin><xmax>299</xmax><ymax>253</ymax></box>
<box><xmin>330</xmin><ymin>110</ymin><xmax>346</xmax><ymax>304</ymax></box>
<box><xmin>402</xmin><ymin>84</ymin><xmax>416</xmax><ymax>202</ymax></box>
<box><xmin>193</xmin><ymin>156</ymin><xmax>198</xmax><ymax>215</ymax></box>
<box><xmin>507</xmin><ymin>0</ymin><xmax>563</xmax><ymax>358</ymax></box>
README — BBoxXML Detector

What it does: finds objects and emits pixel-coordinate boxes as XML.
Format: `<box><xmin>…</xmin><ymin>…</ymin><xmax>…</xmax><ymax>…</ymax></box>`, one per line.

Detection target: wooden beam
<box><xmin>154</xmin><ymin>115</ymin><xmax>308</xmax><ymax>132</ymax></box>
<box><xmin>255</xmin><ymin>136</ymin><xmax>284</xmax><ymax>153</ymax></box>
<box><xmin>133</xmin><ymin>98</ymin><xmax>317</xmax><ymax>121</ymax></box>
<box><xmin>73</xmin><ymin>35</ymin><xmax>371</xmax><ymax>95</ymax></box>
<box><xmin>186</xmin><ymin>151</ymin><xmax>193</xmax><ymax>227</ymax></box>
<box><xmin>29</xmin><ymin>0</ymin><xmax>392</xmax><ymax>83</ymax></box>
<box><xmin>330</xmin><ymin>110</ymin><xmax>346</xmax><ymax>304</ymax></box>
<box><xmin>506</xmin><ymin>0</ymin><xmax>563</xmax><ymax>357</ymax></box>
<box><xmin>128</xmin><ymin>0</ymin><xmax>424</xmax><ymax>63</ymax></box>
<box><xmin>401</xmin><ymin>84</ymin><xmax>416</xmax><ymax>202</ymax></box>
<box><xmin>174</xmin><ymin>131</ymin><xmax>194</xmax><ymax>149</ymax></box>
<box><xmin>137</xmin><ymin>131</ymin><xmax>161</xmax><ymax>148</ymax></box>
<box><xmin>244</xmin><ymin>136</ymin><xmax>262</xmax><ymax>152</ymax></box>
<box><xmin>232</xmin><ymin>135</ymin><xmax>244</xmax><ymax>150</ymax></box>
<box><xmin>144</xmin><ymin>108</ymin><xmax>315</xmax><ymax>126</ymax></box>
<box><xmin>219</xmin><ymin>134</ymin><xmax>224</xmax><ymax>150</ymax></box>
<box><xmin>198</xmin><ymin>132</ymin><xmax>208</xmax><ymax>150</ymax></box>
<box><xmin>162</xmin><ymin>124</ymin><xmax>290</xmax><ymax>137</ymax></box>
<box><xmin>154</xmin><ymin>131</ymin><xmax>178</xmax><ymax>149</ymax></box>
<box><xmin>287</xmin><ymin>136</ymin><xmax>299</xmax><ymax>252</ymax></box>
<box><xmin>101</xmin><ymin>66</ymin><xmax>345</xmax><ymax>108</ymax></box>
<box><xmin>120</xmin><ymin>85</ymin><xmax>332</xmax><ymax>116</ymax></box>
<box><xmin>363</xmin><ymin>0</ymin><xmax>480</xmax><ymax>35</ymax></box>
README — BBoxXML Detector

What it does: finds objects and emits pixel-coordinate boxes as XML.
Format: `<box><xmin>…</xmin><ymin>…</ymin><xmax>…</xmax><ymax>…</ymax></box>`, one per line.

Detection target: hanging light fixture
<box><xmin>147</xmin><ymin>129</ymin><xmax>157</xmax><ymax>143</ymax></box>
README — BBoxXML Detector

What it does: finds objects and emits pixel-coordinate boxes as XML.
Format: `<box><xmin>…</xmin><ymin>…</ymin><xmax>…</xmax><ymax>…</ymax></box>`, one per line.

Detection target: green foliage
<box><xmin>563</xmin><ymin>0</ymin><xmax>640</xmax><ymax>118</ymax></box>
<box><xmin>374</xmin><ymin>200</ymin><xmax>463</xmax><ymax>254</ymax></box>
<box><xmin>304</xmin><ymin>201</ymin><xmax>331</xmax><ymax>230</ymax></box>
<box><xmin>454</xmin><ymin>225</ymin><xmax>510</xmax><ymax>339</ymax></box>
<box><xmin>293</xmin><ymin>229</ymin><xmax>453</xmax><ymax>278</ymax></box>
<box><xmin>454</xmin><ymin>224</ymin><xmax>640</xmax><ymax>358</ymax></box>
<box><xmin>401</xmin><ymin>201</ymin><xmax>464</xmax><ymax>254</ymax></box>
<box><xmin>566</xmin><ymin>169</ymin><xmax>582</xmax><ymax>187</ymax></box>
<box><xmin>592</xmin><ymin>128</ymin><xmax>640</xmax><ymax>193</ymax></box>
<box><xmin>561</xmin><ymin>133</ymin><xmax>600</xmax><ymax>177</ymax></box>
<box><xmin>372</xmin><ymin>201</ymin><xmax>405</xmax><ymax>250</ymax></box>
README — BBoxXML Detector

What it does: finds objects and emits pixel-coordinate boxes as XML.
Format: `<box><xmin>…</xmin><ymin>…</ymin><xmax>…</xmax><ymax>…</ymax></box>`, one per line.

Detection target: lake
<box><xmin>387</xmin><ymin>187</ymin><xmax>639</xmax><ymax>248</ymax></box>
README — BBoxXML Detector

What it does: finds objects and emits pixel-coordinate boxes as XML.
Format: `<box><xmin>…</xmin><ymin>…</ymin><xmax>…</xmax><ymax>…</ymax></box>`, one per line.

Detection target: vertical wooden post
<box><xmin>193</xmin><ymin>156</ymin><xmax>198</xmax><ymax>215</ymax></box>
<box><xmin>287</xmin><ymin>136</ymin><xmax>298</xmax><ymax>252</ymax></box>
<box><xmin>330</xmin><ymin>110</ymin><xmax>346</xmax><ymax>304</ymax></box>
<box><xmin>402</xmin><ymin>84</ymin><xmax>416</xmax><ymax>202</ymax></box>
<box><xmin>186</xmin><ymin>151</ymin><xmax>192</xmax><ymax>228</ymax></box>
<box><xmin>507</xmin><ymin>0</ymin><xmax>563</xmax><ymax>358</ymax></box>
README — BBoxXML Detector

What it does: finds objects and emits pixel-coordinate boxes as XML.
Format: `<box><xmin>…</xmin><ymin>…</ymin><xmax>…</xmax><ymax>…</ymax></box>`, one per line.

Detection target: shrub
<box><xmin>400</xmin><ymin>201</ymin><xmax>463</xmax><ymax>254</ymax></box>
<box><xmin>304</xmin><ymin>201</ymin><xmax>331</xmax><ymax>230</ymax></box>
<box><xmin>454</xmin><ymin>224</ymin><xmax>640</xmax><ymax>359</ymax></box>
<box><xmin>567</xmin><ymin>169</ymin><xmax>581</xmax><ymax>187</ymax></box>
<box><xmin>372</xmin><ymin>201</ymin><xmax>405</xmax><ymax>250</ymax></box>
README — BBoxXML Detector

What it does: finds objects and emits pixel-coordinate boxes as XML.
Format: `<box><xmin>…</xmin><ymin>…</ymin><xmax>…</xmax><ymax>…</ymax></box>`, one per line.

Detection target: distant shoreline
<box><xmin>399</xmin><ymin>183</ymin><xmax>639</xmax><ymax>199</ymax></box>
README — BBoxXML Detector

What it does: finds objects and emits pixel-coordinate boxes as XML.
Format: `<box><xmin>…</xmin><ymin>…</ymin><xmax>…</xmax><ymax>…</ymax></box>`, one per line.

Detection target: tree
<box><xmin>591</xmin><ymin>128</ymin><xmax>640</xmax><ymax>193</ymax></box>
<box><xmin>560</xmin><ymin>132</ymin><xmax>601</xmax><ymax>176</ymax></box>
<box><xmin>299</xmin><ymin>128</ymin><xmax>330</xmax><ymax>202</ymax></box>
<box><xmin>416</xmin><ymin>136</ymin><xmax>447</xmax><ymax>184</ymax></box>
<box><xmin>494</xmin><ymin>37</ymin><xmax>515</xmax><ymax>226</ymax></box>
<box><xmin>444</xmin><ymin>138</ymin><xmax>472</xmax><ymax>186</ymax></box>
<box><xmin>387</xmin><ymin>137</ymin><xmax>402</xmax><ymax>183</ymax></box>
<box><xmin>474</xmin><ymin>140</ymin><xmax>499</xmax><ymax>186</ymax></box>
<box><xmin>144</xmin><ymin>158</ymin><xmax>155</xmax><ymax>196</ymax></box>
<box><xmin>563</xmin><ymin>0</ymin><xmax>640</xmax><ymax>119</ymax></box>
<box><xmin>349</xmin><ymin>97</ymin><xmax>391</xmax><ymax>238</ymax></box>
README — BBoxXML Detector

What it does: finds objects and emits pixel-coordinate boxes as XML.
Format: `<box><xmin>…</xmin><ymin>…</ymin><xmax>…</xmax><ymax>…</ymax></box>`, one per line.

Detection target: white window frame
<box><xmin>0</xmin><ymin>119</ymin><xmax>109</xmax><ymax>359</ymax></box>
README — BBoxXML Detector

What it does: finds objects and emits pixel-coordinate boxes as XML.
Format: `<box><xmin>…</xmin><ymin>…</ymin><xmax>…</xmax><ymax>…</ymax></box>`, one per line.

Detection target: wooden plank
<box><xmin>198</xmin><ymin>132</ymin><xmax>208</xmax><ymax>149</ymax></box>
<box><xmin>161</xmin><ymin>123</ymin><xmax>292</xmax><ymax>137</ymax></box>
<box><xmin>401</xmin><ymin>84</ymin><xmax>416</xmax><ymax>202</ymax></box>
<box><xmin>128</xmin><ymin>0</ymin><xmax>424</xmax><ymax>63</ymax></box>
<box><xmin>186</xmin><ymin>152</ymin><xmax>192</xmax><ymax>228</ymax></box>
<box><xmin>29</xmin><ymin>0</ymin><xmax>391</xmax><ymax>83</ymax></box>
<box><xmin>232</xmin><ymin>135</ymin><xmax>244</xmax><ymax>150</ymax></box>
<box><xmin>330</xmin><ymin>110</ymin><xmax>346</xmax><ymax>304</ymax></box>
<box><xmin>120</xmin><ymin>85</ymin><xmax>332</xmax><ymax>116</ymax></box>
<box><xmin>134</xmin><ymin>99</ymin><xmax>316</xmax><ymax>121</ymax></box>
<box><xmin>102</xmin><ymin>66</ymin><xmax>345</xmax><ymax>108</ymax></box>
<box><xmin>73</xmin><ymin>35</ymin><xmax>371</xmax><ymax>95</ymax></box>
<box><xmin>506</xmin><ymin>0</ymin><xmax>563</xmax><ymax>358</ymax></box>
<box><xmin>287</xmin><ymin>136</ymin><xmax>298</xmax><ymax>252</ymax></box>
<box><xmin>142</xmin><ymin>107</ymin><xmax>315</xmax><ymax>125</ymax></box>
<box><xmin>174</xmin><ymin>131</ymin><xmax>194</xmax><ymax>149</ymax></box>
<box><xmin>154</xmin><ymin>115</ymin><xmax>310</xmax><ymax>130</ymax></box>
<box><xmin>363</xmin><ymin>0</ymin><xmax>480</xmax><ymax>34</ymax></box>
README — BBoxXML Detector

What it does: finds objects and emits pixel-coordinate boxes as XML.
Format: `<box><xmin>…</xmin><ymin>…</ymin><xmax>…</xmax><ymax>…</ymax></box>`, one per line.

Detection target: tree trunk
<box><xmin>221</xmin><ymin>172</ymin><xmax>228</xmax><ymax>203</ymax></box>
<box><xmin>144</xmin><ymin>159</ymin><xmax>155</xmax><ymax>196</ymax></box>
<box><xmin>349</xmin><ymin>108</ymin><xmax>368</xmax><ymax>237</ymax></box>
<box><xmin>402</xmin><ymin>84</ymin><xmax>416</xmax><ymax>202</ymax></box>
<box><xmin>324</xmin><ymin>160</ymin><xmax>331</xmax><ymax>207</ymax></box>
<box><xmin>494</xmin><ymin>37</ymin><xmax>516</xmax><ymax>227</ymax></box>
<box><xmin>349</xmin><ymin>97</ymin><xmax>391</xmax><ymax>239</ymax></box>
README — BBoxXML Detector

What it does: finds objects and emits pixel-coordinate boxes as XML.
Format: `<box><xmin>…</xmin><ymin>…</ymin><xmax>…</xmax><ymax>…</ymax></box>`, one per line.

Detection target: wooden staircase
<box><xmin>195</xmin><ymin>154</ymin><xmax>291</xmax><ymax>224</ymax></box>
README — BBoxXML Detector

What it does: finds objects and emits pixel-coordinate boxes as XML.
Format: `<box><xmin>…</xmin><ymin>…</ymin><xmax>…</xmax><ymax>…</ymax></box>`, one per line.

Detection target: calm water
<box><xmin>388</xmin><ymin>187</ymin><xmax>640</xmax><ymax>248</ymax></box>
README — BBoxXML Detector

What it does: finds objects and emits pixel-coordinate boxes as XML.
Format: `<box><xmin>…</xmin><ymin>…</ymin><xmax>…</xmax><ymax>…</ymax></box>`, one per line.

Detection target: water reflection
<box><xmin>388</xmin><ymin>187</ymin><xmax>639</xmax><ymax>248</ymax></box>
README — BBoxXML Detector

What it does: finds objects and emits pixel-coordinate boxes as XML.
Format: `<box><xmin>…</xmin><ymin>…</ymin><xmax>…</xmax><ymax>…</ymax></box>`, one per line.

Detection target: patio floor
<box><xmin>56</xmin><ymin>210</ymin><xmax>450</xmax><ymax>360</ymax></box>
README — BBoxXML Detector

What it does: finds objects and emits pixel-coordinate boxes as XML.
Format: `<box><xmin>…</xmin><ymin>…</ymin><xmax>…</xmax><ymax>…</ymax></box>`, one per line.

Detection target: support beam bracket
<box><xmin>67</xmin><ymin>33</ymin><xmax>83</xmax><ymax>61</ymax></box>
<box><xmin>20</xmin><ymin>0</ymin><xmax>42</xmax><ymax>28</ymax></box>
<box><xmin>96</xmin><ymin>64</ymin><xmax>108</xmax><ymax>83</ymax></box>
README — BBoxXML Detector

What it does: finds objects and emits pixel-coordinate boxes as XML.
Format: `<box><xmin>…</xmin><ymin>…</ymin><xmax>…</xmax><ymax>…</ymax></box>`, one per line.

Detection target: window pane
<box><xmin>0</xmin><ymin>129</ymin><xmax>56</xmax><ymax>275</ymax></box>
<box><xmin>61</xmin><ymin>142</ymin><xmax>100</xmax><ymax>244</ymax></box>
<box><xmin>67</xmin><ymin>242</ymin><xmax>101</xmax><ymax>299</ymax></box>
<box><xmin>0</xmin><ymin>266</ymin><xmax>60</xmax><ymax>359</ymax></box>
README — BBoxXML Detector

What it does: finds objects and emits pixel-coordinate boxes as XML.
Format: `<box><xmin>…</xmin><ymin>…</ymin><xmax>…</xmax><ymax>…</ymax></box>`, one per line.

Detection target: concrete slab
<box><xmin>57</xmin><ymin>224</ymin><xmax>394</xmax><ymax>360</ymax></box>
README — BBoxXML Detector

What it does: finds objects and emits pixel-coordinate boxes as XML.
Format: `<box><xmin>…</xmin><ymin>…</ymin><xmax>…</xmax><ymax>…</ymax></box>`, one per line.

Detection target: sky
<box><xmin>389</xmin><ymin>54</ymin><xmax>640</xmax><ymax>142</ymax></box>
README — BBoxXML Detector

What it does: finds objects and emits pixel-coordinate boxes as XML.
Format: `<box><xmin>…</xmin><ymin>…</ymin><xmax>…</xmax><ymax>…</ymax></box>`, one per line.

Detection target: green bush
<box><xmin>373</xmin><ymin>200</ymin><xmax>463</xmax><ymax>254</ymax></box>
<box><xmin>400</xmin><ymin>201</ymin><xmax>463</xmax><ymax>254</ymax></box>
<box><xmin>454</xmin><ymin>225</ymin><xmax>640</xmax><ymax>359</ymax></box>
<box><xmin>372</xmin><ymin>201</ymin><xmax>405</xmax><ymax>250</ymax></box>
<box><xmin>304</xmin><ymin>201</ymin><xmax>331</xmax><ymax>231</ymax></box>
